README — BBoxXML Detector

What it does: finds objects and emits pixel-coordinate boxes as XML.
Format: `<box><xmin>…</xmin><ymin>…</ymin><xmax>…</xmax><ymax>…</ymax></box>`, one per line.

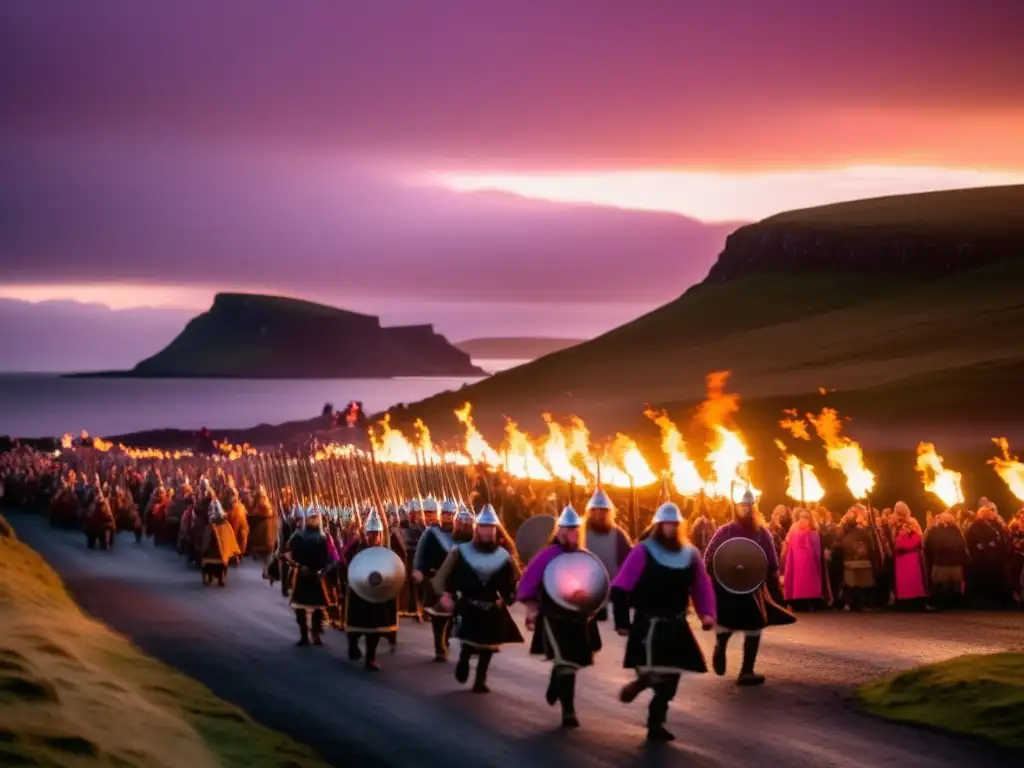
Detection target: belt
<box><xmin>466</xmin><ymin>599</ymin><xmax>499</xmax><ymax>610</ymax></box>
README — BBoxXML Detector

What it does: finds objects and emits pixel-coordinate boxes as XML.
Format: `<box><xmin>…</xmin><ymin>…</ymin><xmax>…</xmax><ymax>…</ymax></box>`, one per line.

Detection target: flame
<box><xmin>369</xmin><ymin>414</ymin><xmax>421</xmax><ymax>465</ymax></box>
<box><xmin>503</xmin><ymin>420</ymin><xmax>552</xmax><ymax>480</ymax></box>
<box><xmin>694</xmin><ymin>373</ymin><xmax>759</xmax><ymax>502</ymax></box>
<box><xmin>807</xmin><ymin>407</ymin><xmax>875</xmax><ymax>499</ymax></box>
<box><xmin>775</xmin><ymin>439</ymin><xmax>825</xmax><ymax>503</ymax></box>
<box><xmin>414</xmin><ymin>418</ymin><xmax>470</xmax><ymax>465</ymax></box>
<box><xmin>779</xmin><ymin>410</ymin><xmax>811</xmax><ymax>441</ymax></box>
<box><xmin>60</xmin><ymin>433</ymin><xmax>73</xmax><ymax>449</ymax></box>
<box><xmin>454</xmin><ymin>403</ymin><xmax>503</xmax><ymax>467</ymax></box>
<box><xmin>644</xmin><ymin>408</ymin><xmax>705</xmax><ymax>495</ymax></box>
<box><xmin>916</xmin><ymin>442</ymin><xmax>965</xmax><ymax>508</ymax></box>
<box><xmin>214</xmin><ymin>440</ymin><xmax>257</xmax><ymax>461</ymax></box>
<box><xmin>540</xmin><ymin>414</ymin><xmax>589</xmax><ymax>483</ymax></box>
<box><xmin>989</xmin><ymin>438</ymin><xmax>1024</xmax><ymax>502</ymax></box>
<box><xmin>92</xmin><ymin>437</ymin><xmax>113</xmax><ymax>451</ymax></box>
<box><xmin>605</xmin><ymin>433</ymin><xmax>658</xmax><ymax>487</ymax></box>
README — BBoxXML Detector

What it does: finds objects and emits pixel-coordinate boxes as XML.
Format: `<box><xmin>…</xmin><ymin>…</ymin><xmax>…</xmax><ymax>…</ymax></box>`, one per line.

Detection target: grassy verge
<box><xmin>857</xmin><ymin>653</ymin><xmax>1024</xmax><ymax>751</ymax></box>
<box><xmin>0</xmin><ymin>514</ymin><xmax>328</xmax><ymax>768</ymax></box>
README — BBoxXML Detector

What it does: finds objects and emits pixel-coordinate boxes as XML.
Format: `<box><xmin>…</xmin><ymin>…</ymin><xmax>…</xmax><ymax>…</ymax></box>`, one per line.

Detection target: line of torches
<box><xmin>61</xmin><ymin>371</ymin><xmax>1024</xmax><ymax>509</ymax></box>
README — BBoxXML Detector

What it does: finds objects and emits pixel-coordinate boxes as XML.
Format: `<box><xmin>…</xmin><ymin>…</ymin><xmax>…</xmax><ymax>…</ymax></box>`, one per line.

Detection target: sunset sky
<box><xmin>2</xmin><ymin>0</ymin><xmax>1023</xmax><ymax>367</ymax></box>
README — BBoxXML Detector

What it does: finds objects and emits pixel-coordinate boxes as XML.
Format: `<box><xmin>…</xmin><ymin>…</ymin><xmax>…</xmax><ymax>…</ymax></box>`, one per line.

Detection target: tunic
<box><xmin>704</xmin><ymin>522</ymin><xmax>795</xmax><ymax>632</ymax></box>
<box><xmin>517</xmin><ymin>543</ymin><xmax>602</xmax><ymax>669</ymax></box>
<box><xmin>584</xmin><ymin>525</ymin><xmax>631</xmax><ymax>580</ymax></box>
<box><xmin>287</xmin><ymin>528</ymin><xmax>333</xmax><ymax>611</ymax></box>
<box><xmin>200</xmin><ymin>519</ymin><xmax>242</xmax><ymax>566</ymax></box>
<box><xmin>413</xmin><ymin>526</ymin><xmax>456</xmax><ymax>617</ymax></box>
<box><xmin>893</xmin><ymin>529</ymin><xmax>928</xmax><ymax>600</ymax></box>
<box><xmin>432</xmin><ymin>543</ymin><xmax>523</xmax><ymax>651</ymax></box>
<box><xmin>782</xmin><ymin>527</ymin><xmax>825</xmax><ymax>601</ymax></box>
<box><xmin>342</xmin><ymin>541</ymin><xmax>400</xmax><ymax>634</ymax></box>
<box><xmin>610</xmin><ymin>539</ymin><xmax>715</xmax><ymax>674</ymax></box>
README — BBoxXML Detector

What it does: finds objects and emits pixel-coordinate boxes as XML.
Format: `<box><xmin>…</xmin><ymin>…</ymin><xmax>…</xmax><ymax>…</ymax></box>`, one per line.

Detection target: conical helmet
<box><xmin>586</xmin><ymin>487</ymin><xmax>613</xmax><ymax>511</ymax></box>
<box><xmin>475</xmin><ymin>504</ymin><xmax>500</xmax><ymax>526</ymax></box>
<box><xmin>739</xmin><ymin>489</ymin><xmax>756</xmax><ymax>507</ymax></box>
<box><xmin>651</xmin><ymin>501</ymin><xmax>683</xmax><ymax>525</ymax></box>
<box><xmin>364</xmin><ymin>508</ymin><xmax>384</xmax><ymax>533</ymax></box>
<box><xmin>440</xmin><ymin>498</ymin><xmax>457</xmax><ymax>514</ymax></box>
<box><xmin>556</xmin><ymin>505</ymin><xmax>582</xmax><ymax>527</ymax></box>
<box><xmin>422</xmin><ymin>496</ymin><xmax>439</xmax><ymax>513</ymax></box>
<box><xmin>408</xmin><ymin>498</ymin><xmax>422</xmax><ymax>513</ymax></box>
<box><xmin>455</xmin><ymin>506</ymin><xmax>475</xmax><ymax>523</ymax></box>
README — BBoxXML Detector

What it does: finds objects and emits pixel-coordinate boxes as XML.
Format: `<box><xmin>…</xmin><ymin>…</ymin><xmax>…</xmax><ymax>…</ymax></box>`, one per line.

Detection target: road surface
<box><xmin>11</xmin><ymin>513</ymin><xmax>1023</xmax><ymax>768</ymax></box>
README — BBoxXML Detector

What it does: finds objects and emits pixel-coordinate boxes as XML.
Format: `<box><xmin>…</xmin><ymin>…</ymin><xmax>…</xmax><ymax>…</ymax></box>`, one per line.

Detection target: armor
<box><xmin>651</xmin><ymin>501</ymin><xmax>684</xmax><ymax>525</ymax></box>
<box><xmin>455</xmin><ymin>507</ymin><xmax>475</xmax><ymax>524</ymax></box>
<box><xmin>458</xmin><ymin>542</ymin><xmax>512</xmax><ymax>582</ymax></box>
<box><xmin>541</xmin><ymin>550</ymin><xmax>610</xmax><ymax>616</ymax></box>
<box><xmin>713</xmin><ymin>537</ymin><xmax>768</xmax><ymax>594</ymax></box>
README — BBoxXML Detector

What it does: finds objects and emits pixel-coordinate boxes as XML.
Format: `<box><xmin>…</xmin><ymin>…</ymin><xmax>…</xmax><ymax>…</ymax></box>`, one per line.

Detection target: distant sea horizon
<box><xmin>0</xmin><ymin>359</ymin><xmax>527</xmax><ymax>439</ymax></box>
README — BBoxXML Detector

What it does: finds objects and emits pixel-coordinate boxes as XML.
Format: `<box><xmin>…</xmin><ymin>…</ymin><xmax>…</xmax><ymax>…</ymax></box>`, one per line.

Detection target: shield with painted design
<box><xmin>515</xmin><ymin>514</ymin><xmax>556</xmax><ymax>565</ymax></box>
<box><xmin>713</xmin><ymin>537</ymin><xmax>767</xmax><ymax>595</ymax></box>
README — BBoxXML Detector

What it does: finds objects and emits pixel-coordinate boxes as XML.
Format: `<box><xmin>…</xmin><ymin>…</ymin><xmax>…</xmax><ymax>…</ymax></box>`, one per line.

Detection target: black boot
<box><xmin>364</xmin><ymin>635</ymin><xmax>381</xmax><ymax>671</ymax></box>
<box><xmin>737</xmin><ymin>634</ymin><xmax>765</xmax><ymax>686</ymax></box>
<box><xmin>455</xmin><ymin>646</ymin><xmax>472</xmax><ymax>684</ymax></box>
<box><xmin>619</xmin><ymin>672</ymin><xmax>652</xmax><ymax>703</ymax></box>
<box><xmin>559</xmin><ymin>673</ymin><xmax>579</xmax><ymax>728</ymax></box>
<box><xmin>472</xmin><ymin>650</ymin><xmax>492</xmax><ymax>693</ymax></box>
<box><xmin>295</xmin><ymin>610</ymin><xmax>310</xmax><ymax>647</ymax></box>
<box><xmin>311</xmin><ymin>610</ymin><xmax>324</xmax><ymax>646</ymax></box>
<box><xmin>646</xmin><ymin>675</ymin><xmax>678</xmax><ymax>742</ymax></box>
<box><xmin>712</xmin><ymin>631</ymin><xmax>730</xmax><ymax>676</ymax></box>
<box><xmin>431</xmin><ymin>616</ymin><xmax>450</xmax><ymax>661</ymax></box>
<box><xmin>348</xmin><ymin>634</ymin><xmax>362</xmax><ymax>661</ymax></box>
<box><xmin>545</xmin><ymin>668</ymin><xmax>559</xmax><ymax>706</ymax></box>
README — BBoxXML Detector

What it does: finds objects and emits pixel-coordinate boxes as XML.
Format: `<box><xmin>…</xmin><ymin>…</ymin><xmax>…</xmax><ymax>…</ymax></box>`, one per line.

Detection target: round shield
<box><xmin>542</xmin><ymin>550</ymin><xmax>610</xmax><ymax>616</ymax></box>
<box><xmin>348</xmin><ymin>546</ymin><xmax>407</xmax><ymax>603</ymax></box>
<box><xmin>713</xmin><ymin>538</ymin><xmax>768</xmax><ymax>594</ymax></box>
<box><xmin>515</xmin><ymin>515</ymin><xmax>556</xmax><ymax>565</ymax></box>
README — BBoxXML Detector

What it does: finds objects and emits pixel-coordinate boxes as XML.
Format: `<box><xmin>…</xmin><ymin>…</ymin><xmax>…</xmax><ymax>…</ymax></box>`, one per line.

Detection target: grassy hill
<box><xmin>0</xmin><ymin>515</ymin><xmax>326</xmax><ymax>768</ymax></box>
<box><xmin>389</xmin><ymin>186</ymin><xmax>1024</xmax><ymax>445</ymax></box>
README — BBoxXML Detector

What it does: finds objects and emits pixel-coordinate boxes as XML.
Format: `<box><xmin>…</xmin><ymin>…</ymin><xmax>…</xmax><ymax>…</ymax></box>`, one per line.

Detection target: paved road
<box><xmin>12</xmin><ymin>513</ymin><xmax>1023</xmax><ymax>767</ymax></box>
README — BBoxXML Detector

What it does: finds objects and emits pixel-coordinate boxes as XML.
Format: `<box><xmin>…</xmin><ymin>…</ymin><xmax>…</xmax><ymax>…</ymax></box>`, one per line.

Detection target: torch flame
<box><xmin>454</xmin><ymin>403</ymin><xmax>503</xmax><ymax>467</ymax></box>
<box><xmin>503</xmin><ymin>419</ymin><xmax>552</xmax><ymax>481</ymax></box>
<box><xmin>645</xmin><ymin>408</ymin><xmax>705</xmax><ymax>496</ymax></box>
<box><xmin>989</xmin><ymin>438</ymin><xmax>1024</xmax><ymax>502</ymax></box>
<box><xmin>540</xmin><ymin>414</ymin><xmax>589</xmax><ymax>484</ymax></box>
<box><xmin>369</xmin><ymin>414</ymin><xmax>420</xmax><ymax>465</ymax></box>
<box><xmin>807</xmin><ymin>407</ymin><xmax>875</xmax><ymax>499</ymax></box>
<box><xmin>916</xmin><ymin>442</ymin><xmax>965</xmax><ymax>508</ymax></box>
<box><xmin>775</xmin><ymin>439</ymin><xmax>825</xmax><ymax>503</ymax></box>
<box><xmin>694</xmin><ymin>373</ymin><xmax>759</xmax><ymax>502</ymax></box>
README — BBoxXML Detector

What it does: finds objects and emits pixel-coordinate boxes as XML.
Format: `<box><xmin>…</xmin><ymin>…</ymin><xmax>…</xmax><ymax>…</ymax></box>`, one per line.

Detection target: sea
<box><xmin>0</xmin><ymin>360</ymin><xmax>525</xmax><ymax>438</ymax></box>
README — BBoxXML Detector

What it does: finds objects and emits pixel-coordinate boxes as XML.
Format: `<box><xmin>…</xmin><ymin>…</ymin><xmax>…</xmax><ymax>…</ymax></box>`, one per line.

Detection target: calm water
<box><xmin>0</xmin><ymin>364</ymin><xmax>521</xmax><ymax>437</ymax></box>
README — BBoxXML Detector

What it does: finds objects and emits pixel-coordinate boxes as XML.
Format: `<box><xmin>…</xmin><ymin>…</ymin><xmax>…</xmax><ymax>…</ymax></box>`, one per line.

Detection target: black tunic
<box><xmin>435</xmin><ymin>543</ymin><xmax>523</xmax><ymax>651</ymax></box>
<box><xmin>611</xmin><ymin>541</ymin><xmax>708</xmax><ymax>674</ymax></box>
<box><xmin>528</xmin><ymin>547</ymin><xmax>602</xmax><ymax>669</ymax></box>
<box><xmin>343</xmin><ymin>542</ymin><xmax>399</xmax><ymax>634</ymax></box>
<box><xmin>287</xmin><ymin>529</ymin><xmax>332</xmax><ymax>610</ymax></box>
<box><xmin>414</xmin><ymin>526</ymin><xmax>456</xmax><ymax>617</ymax></box>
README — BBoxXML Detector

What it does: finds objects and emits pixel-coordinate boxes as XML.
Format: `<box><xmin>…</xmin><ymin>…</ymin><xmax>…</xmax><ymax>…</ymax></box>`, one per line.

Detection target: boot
<box><xmin>348</xmin><ymin>635</ymin><xmax>362</xmax><ymax>661</ymax></box>
<box><xmin>559</xmin><ymin>673</ymin><xmax>579</xmax><ymax>728</ymax></box>
<box><xmin>311</xmin><ymin>610</ymin><xmax>324</xmax><ymax>646</ymax></box>
<box><xmin>364</xmin><ymin>635</ymin><xmax>381</xmax><ymax>672</ymax></box>
<box><xmin>737</xmin><ymin>634</ymin><xmax>765</xmax><ymax>686</ymax></box>
<box><xmin>472</xmin><ymin>650</ymin><xmax>492</xmax><ymax>693</ymax></box>
<box><xmin>646</xmin><ymin>678</ymin><xmax>676</xmax><ymax>741</ymax></box>
<box><xmin>545</xmin><ymin>668</ymin><xmax>559</xmax><ymax>706</ymax></box>
<box><xmin>619</xmin><ymin>673</ymin><xmax>651</xmax><ymax>703</ymax></box>
<box><xmin>295</xmin><ymin>610</ymin><xmax>310</xmax><ymax>647</ymax></box>
<box><xmin>455</xmin><ymin>647</ymin><xmax>471</xmax><ymax>684</ymax></box>
<box><xmin>431</xmin><ymin>617</ymin><xmax>450</xmax><ymax>661</ymax></box>
<box><xmin>712</xmin><ymin>632</ymin><xmax>730</xmax><ymax>676</ymax></box>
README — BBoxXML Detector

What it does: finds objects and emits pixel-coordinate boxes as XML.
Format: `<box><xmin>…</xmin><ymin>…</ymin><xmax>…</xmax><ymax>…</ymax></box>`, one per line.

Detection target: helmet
<box><xmin>440</xmin><ymin>498</ymin><xmax>457</xmax><ymax>514</ymax></box>
<box><xmin>408</xmin><ymin>498</ymin><xmax>422</xmax><ymax>513</ymax></box>
<box><xmin>475</xmin><ymin>504</ymin><xmax>500</xmax><ymax>526</ymax></box>
<box><xmin>364</xmin><ymin>508</ymin><xmax>384</xmax><ymax>533</ymax></box>
<box><xmin>422</xmin><ymin>496</ymin><xmax>439</xmax><ymax>513</ymax></box>
<box><xmin>652</xmin><ymin>501</ymin><xmax>683</xmax><ymax>525</ymax></box>
<box><xmin>585</xmin><ymin>488</ymin><xmax>613</xmax><ymax>511</ymax></box>
<box><xmin>556</xmin><ymin>505</ymin><xmax>582</xmax><ymax>527</ymax></box>
<box><xmin>739</xmin><ymin>489</ymin><xmax>756</xmax><ymax>507</ymax></box>
<box><xmin>207</xmin><ymin>499</ymin><xmax>226</xmax><ymax>522</ymax></box>
<box><xmin>455</xmin><ymin>507</ymin><xmax>475</xmax><ymax>524</ymax></box>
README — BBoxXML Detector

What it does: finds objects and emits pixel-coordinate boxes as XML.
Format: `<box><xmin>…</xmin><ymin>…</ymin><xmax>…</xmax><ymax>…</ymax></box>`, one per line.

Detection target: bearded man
<box><xmin>286</xmin><ymin>508</ymin><xmax>334</xmax><ymax>646</ymax></box>
<box><xmin>582</xmin><ymin>488</ymin><xmax>632</xmax><ymax>622</ymax></box>
<box><xmin>413</xmin><ymin>500</ymin><xmax>472</xmax><ymax>661</ymax></box>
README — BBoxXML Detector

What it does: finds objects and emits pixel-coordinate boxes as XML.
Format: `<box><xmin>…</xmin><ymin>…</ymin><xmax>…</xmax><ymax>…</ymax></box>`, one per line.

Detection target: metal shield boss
<box><xmin>348</xmin><ymin>546</ymin><xmax>407</xmax><ymax>603</ymax></box>
<box><xmin>515</xmin><ymin>515</ymin><xmax>556</xmax><ymax>565</ymax></box>
<box><xmin>713</xmin><ymin>537</ymin><xmax>768</xmax><ymax>595</ymax></box>
<box><xmin>542</xmin><ymin>550</ymin><xmax>610</xmax><ymax>616</ymax></box>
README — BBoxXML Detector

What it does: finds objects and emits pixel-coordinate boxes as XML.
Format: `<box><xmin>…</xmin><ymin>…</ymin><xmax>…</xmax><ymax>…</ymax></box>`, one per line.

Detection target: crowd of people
<box><xmin>2</xmin><ymin>441</ymin><xmax>1024</xmax><ymax>743</ymax></box>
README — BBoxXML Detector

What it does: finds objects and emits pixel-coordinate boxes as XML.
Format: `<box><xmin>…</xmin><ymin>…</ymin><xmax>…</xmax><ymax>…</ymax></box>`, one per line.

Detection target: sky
<box><xmin>2</xmin><ymin>1</ymin><xmax>1023</xmax><ymax>369</ymax></box>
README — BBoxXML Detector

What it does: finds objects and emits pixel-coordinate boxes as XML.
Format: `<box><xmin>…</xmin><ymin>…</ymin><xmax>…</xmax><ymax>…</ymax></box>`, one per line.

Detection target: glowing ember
<box><xmin>454</xmin><ymin>403</ymin><xmax>503</xmax><ymax>467</ymax></box>
<box><xmin>705</xmin><ymin>425</ymin><xmax>760</xmax><ymax>502</ymax></box>
<box><xmin>916</xmin><ymin>442</ymin><xmax>965</xmax><ymax>508</ymax></box>
<box><xmin>775</xmin><ymin>439</ymin><xmax>825</xmax><ymax>503</ymax></box>
<box><xmin>779</xmin><ymin>410</ymin><xmax>811</xmax><ymax>441</ymax></box>
<box><xmin>60</xmin><ymin>433</ymin><xmax>73</xmax><ymax>449</ymax></box>
<box><xmin>807</xmin><ymin>407</ymin><xmax>875</xmax><ymax>499</ymax></box>
<box><xmin>645</xmin><ymin>408</ymin><xmax>705</xmax><ymax>496</ymax></box>
<box><xmin>989</xmin><ymin>437</ymin><xmax>1024</xmax><ymax>502</ymax></box>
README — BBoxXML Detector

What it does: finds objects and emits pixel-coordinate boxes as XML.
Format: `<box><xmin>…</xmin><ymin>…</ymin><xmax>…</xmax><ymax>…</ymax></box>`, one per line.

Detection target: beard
<box><xmin>587</xmin><ymin>518</ymin><xmax>612</xmax><ymax>535</ymax></box>
<box><xmin>452</xmin><ymin>528</ymin><xmax>473</xmax><ymax>542</ymax></box>
<box><xmin>737</xmin><ymin>513</ymin><xmax>758</xmax><ymax>534</ymax></box>
<box><xmin>440</xmin><ymin>520</ymin><xmax>454</xmax><ymax>533</ymax></box>
<box><xmin>474</xmin><ymin>538</ymin><xmax>499</xmax><ymax>553</ymax></box>
<box><xmin>653</xmin><ymin>528</ymin><xmax>683</xmax><ymax>551</ymax></box>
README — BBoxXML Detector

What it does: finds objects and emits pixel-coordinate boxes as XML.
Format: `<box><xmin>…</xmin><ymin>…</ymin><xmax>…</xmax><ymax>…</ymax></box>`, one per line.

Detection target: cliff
<box><xmin>455</xmin><ymin>337</ymin><xmax>586</xmax><ymax>360</ymax></box>
<box><xmin>387</xmin><ymin>185</ymin><xmax>1024</xmax><ymax>438</ymax></box>
<box><xmin>93</xmin><ymin>293</ymin><xmax>484</xmax><ymax>378</ymax></box>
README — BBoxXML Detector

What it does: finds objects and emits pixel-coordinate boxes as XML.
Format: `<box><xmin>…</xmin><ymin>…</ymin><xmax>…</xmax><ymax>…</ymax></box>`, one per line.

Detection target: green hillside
<box><xmin>390</xmin><ymin>186</ymin><xmax>1024</xmax><ymax>440</ymax></box>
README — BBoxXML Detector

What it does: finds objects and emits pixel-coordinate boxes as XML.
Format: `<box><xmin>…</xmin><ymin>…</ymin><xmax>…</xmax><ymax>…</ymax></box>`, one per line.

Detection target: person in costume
<box><xmin>84</xmin><ymin>485</ymin><xmax>116</xmax><ymax>550</ymax></box>
<box><xmin>610</xmin><ymin>501</ymin><xmax>715</xmax><ymax>742</ymax></box>
<box><xmin>413</xmin><ymin>499</ymin><xmax>472</xmax><ymax>661</ymax></box>
<box><xmin>518</xmin><ymin>504</ymin><xmax>602</xmax><ymax>728</ymax></box>
<box><xmin>581</xmin><ymin>488</ymin><xmax>632</xmax><ymax>621</ymax></box>
<box><xmin>341</xmin><ymin>509</ymin><xmax>400</xmax><ymax>671</ymax></box>
<box><xmin>401</xmin><ymin>498</ymin><xmax>430</xmax><ymax>620</ymax></box>
<box><xmin>433</xmin><ymin>504</ymin><xmax>523</xmax><ymax>693</ymax></box>
<box><xmin>891</xmin><ymin>502</ymin><xmax>928</xmax><ymax>611</ymax></box>
<box><xmin>704</xmin><ymin>490</ymin><xmax>795</xmax><ymax>686</ymax></box>
<box><xmin>246</xmin><ymin>485</ymin><xmax>278</xmax><ymax>561</ymax></box>
<box><xmin>222</xmin><ymin>484</ymin><xmax>249</xmax><ymax>563</ymax></box>
<box><xmin>200</xmin><ymin>499</ymin><xmax>242</xmax><ymax>586</ymax></box>
<box><xmin>285</xmin><ymin>507</ymin><xmax>334</xmax><ymax>646</ymax></box>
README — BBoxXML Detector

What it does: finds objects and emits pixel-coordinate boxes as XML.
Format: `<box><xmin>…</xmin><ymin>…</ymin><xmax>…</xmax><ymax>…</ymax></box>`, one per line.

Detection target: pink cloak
<box><xmin>783</xmin><ymin>527</ymin><xmax>823</xmax><ymax>601</ymax></box>
<box><xmin>894</xmin><ymin>529</ymin><xmax>928</xmax><ymax>600</ymax></box>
